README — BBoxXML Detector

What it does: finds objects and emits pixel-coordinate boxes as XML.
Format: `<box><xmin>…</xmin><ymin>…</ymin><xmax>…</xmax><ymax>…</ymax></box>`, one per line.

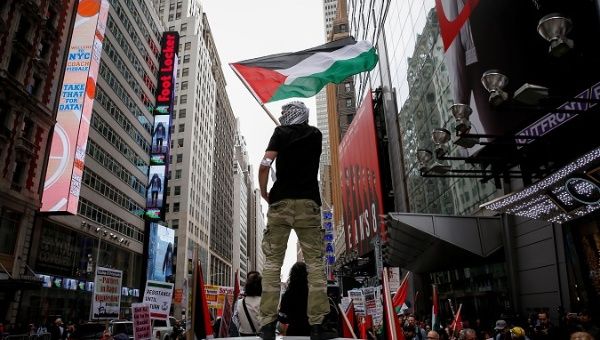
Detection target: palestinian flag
<box><xmin>230</xmin><ymin>36</ymin><xmax>378</xmax><ymax>103</ymax></box>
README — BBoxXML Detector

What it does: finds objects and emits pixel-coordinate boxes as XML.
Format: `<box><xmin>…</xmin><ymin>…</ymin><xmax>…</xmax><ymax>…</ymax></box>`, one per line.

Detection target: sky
<box><xmin>201</xmin><ymin>0</ymin><xmax>326</xmax><ymax>281</ymax></box>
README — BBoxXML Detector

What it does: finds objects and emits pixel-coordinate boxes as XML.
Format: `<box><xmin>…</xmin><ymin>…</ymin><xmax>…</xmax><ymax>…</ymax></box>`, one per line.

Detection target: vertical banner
<box><xmin>147</xmin><ymin>223</ymin><xmax>175</xmax><ymax>282</ymax></box>
<box><xmin>339</xmin><ymin>90</ymin><xmax>385</xmax><ymax>255</ymax></box>
<box><xmin>322</xmin><ymin>210</ymin><xmax>335</xmax><ymax>280</ymax></box>
<box><xmin>143</xmin><ymin>280</ymin><xmax>174</xmax><ymax>320</ymax></box>
<box><xmin>132</xmin><ymin>303</ymin><xmax>152</xmax><ymax>340</ymax></box>
<box><xmin>145</xmin><ymin>31</ymin><xmax>179</xmax><ymax>221</ymax></box>
<box><xmin>91</xmin><ymin>266</ymin><xmax>122</xmax><ymax>320</ymax></box>
<box><xmin>42</xmin><ymin>0</ymin><xmax>110</xmax><ymax>213</ymax></box>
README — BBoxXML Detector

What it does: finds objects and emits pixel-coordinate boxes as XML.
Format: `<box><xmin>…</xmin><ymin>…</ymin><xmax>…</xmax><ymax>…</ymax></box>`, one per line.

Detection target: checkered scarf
<box><xmin>279</xmin><ymin>101</ymin><xmax>309</xmax><ymax>126</ymax></box>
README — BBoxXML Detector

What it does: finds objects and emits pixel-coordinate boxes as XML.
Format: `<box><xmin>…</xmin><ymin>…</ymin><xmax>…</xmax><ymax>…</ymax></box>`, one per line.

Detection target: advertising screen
<box><xmin>41</xmin><ymin>0</ymin><xmax>109</xmax><ymax>213</ymax></box>
<box><xmin>146</xmin><ymin>223</ymin><xmax>175</xmax><ymax>282</ymax></box>
<box><xmin>339</xmin><ymin>91</ymin><xmax>385</xmax><ymax>255</ymax></box>
<box><xmin>145</xmin><ymin>31</ymin><xmax>179</xmax><ymax>221</ymax></box>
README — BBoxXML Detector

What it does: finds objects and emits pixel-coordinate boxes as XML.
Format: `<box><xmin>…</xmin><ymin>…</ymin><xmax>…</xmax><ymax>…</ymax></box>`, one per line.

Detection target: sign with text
<box><xmin>132</xmin><ymin>303</ymin><xmax>151</xmax><ymax>340</ymax></box>
<box><xmin>42</xmin><ymin>0</ymin><xmax>109</xmax><ymax>213</ymax></box>
<box><xmin>143</xmin><ymin>280</ymin><xmax>174</xmax><ymax>320</ymax></box>
<box><xmin>145</xmin><ymin>31</ymin><xmax>179</xmax><ymax>221</ymax></box>
<box><xmin>91</xmin><ymin>267</ymin><xmax>122</xmax><ymax>320</ymax></box>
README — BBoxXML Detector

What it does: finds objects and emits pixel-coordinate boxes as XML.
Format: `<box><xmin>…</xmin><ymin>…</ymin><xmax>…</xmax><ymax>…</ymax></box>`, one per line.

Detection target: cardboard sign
<box><xmin>173</xmin><ymin>289</ymin><xmax>183</xmax><ymax>304</ymax></box>
<box><xmin>143</xmin><ymin>280</ymin><xmax>174</xmax><ymax>320</ymax></box>
<box><xmin>91</xmin><ymin>267</ymin><xmax>122</xmax><ymax>320</ymax></box>
<box><xmin>132</xmin><ymin>303</ymin><xmax>151</xmax><ymax>340</ymax></box>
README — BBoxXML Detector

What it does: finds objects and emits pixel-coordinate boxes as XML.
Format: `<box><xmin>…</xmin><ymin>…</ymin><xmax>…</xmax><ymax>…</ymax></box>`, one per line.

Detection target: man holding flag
<box><xmin>232</xmin><ymin>36</ymin><xmax>377</xmax><ymax>340</ymax></box>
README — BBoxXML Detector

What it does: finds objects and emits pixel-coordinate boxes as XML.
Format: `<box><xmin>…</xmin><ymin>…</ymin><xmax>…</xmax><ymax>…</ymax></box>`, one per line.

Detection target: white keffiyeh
<box><xmin>279</xmin><ymin>101</ymin><xmax>309</xmax><ymax>125</ymax></box>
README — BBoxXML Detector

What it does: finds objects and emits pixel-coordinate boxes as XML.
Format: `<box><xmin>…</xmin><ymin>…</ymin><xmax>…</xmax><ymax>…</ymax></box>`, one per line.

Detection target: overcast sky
<box><xmin>201</xmin><ymin>0</ymin><xmax>326</xmax><ymax>281</ymax></box>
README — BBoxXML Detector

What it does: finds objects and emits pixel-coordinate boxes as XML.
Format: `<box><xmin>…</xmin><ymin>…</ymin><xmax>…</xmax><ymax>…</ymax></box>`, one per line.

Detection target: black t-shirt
<box><xmin>266</xmin><ymin>124</ymin><xmax>322</xmax><ymax>206</ymax></box>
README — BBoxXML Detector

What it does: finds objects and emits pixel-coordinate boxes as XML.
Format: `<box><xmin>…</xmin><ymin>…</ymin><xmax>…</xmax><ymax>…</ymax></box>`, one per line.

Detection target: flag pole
<box><xmin>338</xmin><ymin>303</ymin><xmax>357</xmax><ymax>339</ymax></box>
<box><xmin>229</xmin><ymin>64</ymin><xmax>280</xmax><ymax>126</ymax></box>
<box><xmin>452</xmin><ymin>303</ymin><xmax>463</xmax><ymax>337</ymax></box>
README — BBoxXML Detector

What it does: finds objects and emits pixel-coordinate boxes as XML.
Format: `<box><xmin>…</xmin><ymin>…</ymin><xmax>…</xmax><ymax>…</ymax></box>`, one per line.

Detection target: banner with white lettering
<box><xmin>91</xmin><ymin>266</ymin><xmax>122</xmax><ymax>320</ymax></box>
<box><xmin>132</xmin><ymin>303</ymin><xmax>152</xmax><ymax>340</ymax></box>
<box><xmin>143</xmin><ymin>280</ymin><xmax>174</xmax><ymax>320</ymax></box>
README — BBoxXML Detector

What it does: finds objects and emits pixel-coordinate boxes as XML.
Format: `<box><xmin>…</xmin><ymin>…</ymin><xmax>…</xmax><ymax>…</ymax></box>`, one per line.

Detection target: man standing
<box><xmin>258</xmin><ymin>101</ymin><xmax>335</xmax><ymax>340</ymax></box>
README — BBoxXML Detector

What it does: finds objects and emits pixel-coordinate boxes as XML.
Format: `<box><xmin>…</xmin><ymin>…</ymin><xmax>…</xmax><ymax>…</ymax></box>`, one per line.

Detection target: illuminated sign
<box><xmin>41</xmin><ymin>0</ymin><xmax>109</xmax><ymax>213</ymax></box>
<box><xmin>482</xmin><ymin>147</ymin><xmax>600</xmax><ymax>223</ymax></box>
<box><xmin>145</xmin><ymin>32</ymin><xmax>179</xmax><ymax>221</ymax></box>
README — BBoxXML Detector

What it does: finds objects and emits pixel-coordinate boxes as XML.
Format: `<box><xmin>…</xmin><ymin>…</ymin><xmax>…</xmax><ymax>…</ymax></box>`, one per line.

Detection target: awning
<box><xmin>386</xmin><ymin>213</ymin><xmax>503</xmax><ymax>273</ymax></box>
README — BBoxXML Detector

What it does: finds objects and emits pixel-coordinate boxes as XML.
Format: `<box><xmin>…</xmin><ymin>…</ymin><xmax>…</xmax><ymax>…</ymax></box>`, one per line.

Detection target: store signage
<box><xmin>145</xmin><ymin>32</ymin><xmax>179</xmax><ymax>221</ymax></box>
<box><xmin>516</xmin><ymin>81</ymin><xmax>600</xmax><ymax>146</ymax></box>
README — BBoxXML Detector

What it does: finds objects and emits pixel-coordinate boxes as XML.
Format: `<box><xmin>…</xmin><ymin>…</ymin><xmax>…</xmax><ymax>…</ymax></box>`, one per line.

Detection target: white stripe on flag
<box><xmin>278</xmin><ymin>41</ymin><xmax>373</xmax><ymax>84</ymax></box>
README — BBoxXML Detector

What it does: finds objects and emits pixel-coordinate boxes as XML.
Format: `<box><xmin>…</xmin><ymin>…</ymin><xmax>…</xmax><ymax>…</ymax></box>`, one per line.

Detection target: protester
<box><xmin>532</xmin><ymin>312</ymin><xmax>556</xmax><ymax>340</ymax></box>
<box><xmin>459</xmin><ymin>328</ymin><xmax>477</xmax><ymax>340</ymax></box>
<box><xmin>50</xmin><ymin>318</ymin><xmax>66</xmax><ymax>340</ymax></box>
<box><xmin>234</xmin><ymin>271</ymin><xmax>262</xmax><ymax>336</ymax></box>
<box><xmin>576</xmin><ymin>310</ymin><xmax>599</xmax><ymax>340</ymax></box>
<box><xmin>570</xmin><ymin>332</ymin><xmax>594</xmax><ymax>340</ymax></box>
<box><xmin>408</xmin><ymin>315</ymin><xmax>427</xmax><ymax>340</ymax></box>
<box><xmin>257</xmin><ymin>101</ymin><xmax>334</xmax><ymax>340</ymax></box>
<box><xmin>494</xmin><ymin>320</ymin><xmax>510</xmax><ymax>340</ymax></box>
<box><xmin>427</xmin><ymin>330</ymin><xmax>440</xmax><ymax>340</ymax></box>
<box><xmin>510</xmin><ymin>327</ymin><xmax>531</xmax><ymax>340</ymax></box>
<box><xmin>279</xmin><ymin>262</ymin><xmax>311</xmax><ymax>336</ymax></box>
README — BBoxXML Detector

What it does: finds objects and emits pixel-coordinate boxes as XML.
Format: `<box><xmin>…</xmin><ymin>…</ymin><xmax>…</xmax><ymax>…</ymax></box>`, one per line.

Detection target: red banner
<box><xmin>339</xmin><ymin>90</ymin><xmax>385</xmax><ymax>255</ymax></box>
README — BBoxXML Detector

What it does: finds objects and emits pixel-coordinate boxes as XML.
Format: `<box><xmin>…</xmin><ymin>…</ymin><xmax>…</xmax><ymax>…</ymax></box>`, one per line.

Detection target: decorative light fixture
<box><xmin>450</xmin><ymin>104</ymin><xmax>480</xmax><ymax>148</ymax></box>
<box><xmin>416</xmin><ymin>149</ymin><xmax>433</xmax><ymax>172</ymax></box>
<box><xmin>450</xmin><ymin>104</ymin><xmax>472</xmax><ymax>134</ymax></box>
<box><xmin>431</xmin><ymin>128</ymin><xmax>451</xmax><ymax>157</ymax></box>
<box><xmin>537</xmin><ymin>13</ymin><xmax>573</xmax><ymax>57</ymax></box>
<box><xmin>481</xmin><ymin>70</ymin><xmax>509</xmax><ymax>106</ymax></box>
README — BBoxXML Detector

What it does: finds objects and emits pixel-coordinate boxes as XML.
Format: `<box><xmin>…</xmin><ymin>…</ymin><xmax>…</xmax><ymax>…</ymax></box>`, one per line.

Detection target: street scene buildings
<box><xmin>1</xmin><ymin>0</ymin><xmax>600</xmax><ymax>338</ymax></box>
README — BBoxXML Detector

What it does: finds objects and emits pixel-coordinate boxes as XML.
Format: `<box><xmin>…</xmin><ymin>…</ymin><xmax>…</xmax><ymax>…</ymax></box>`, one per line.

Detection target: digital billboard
<box><xmin>339</xmin><ymin>91</ymin><xmax>385</xmax><ymax>255</ymax></box>
<box><xmin>145</xmin><ymin>31</ymin><xmax>179</xmax><ymax>221</ymax></box>
<box><xmin>41</xmin><ymin>0</ymin><xmax>109</xmax><ymax>213</ymax></box>
<box><xmin>146</xmin><ymin>223</ymin><xmax>175</xmax><ymax>282</ymax></box>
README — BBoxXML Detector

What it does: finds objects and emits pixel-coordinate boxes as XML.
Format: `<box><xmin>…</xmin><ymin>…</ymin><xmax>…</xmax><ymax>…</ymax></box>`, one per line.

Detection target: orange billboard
<box><xmin>42</xmin><ymin>0</ymin><xmax>109</xmax><ymax>213</ymax></box>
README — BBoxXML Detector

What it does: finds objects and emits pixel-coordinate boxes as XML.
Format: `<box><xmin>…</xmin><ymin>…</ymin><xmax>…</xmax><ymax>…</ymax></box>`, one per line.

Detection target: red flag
<box><xmin>341</xmin><ymin>302</ymin><xmax>356</xmax><ymax>338</ymax></box>
<box><xmin>193</xmin><ymin>261</ymin><xmax>214</xmax><ymax>339</ymax></box>
<box><xmin>218</xmin><ymin>294</ymin><xmax>232</xmax><ymax>338</ymax></box>
<box><xmin>383</xmin><ymin>268</ymin><xmax>405</xmax><ymax>340</ymax></box>
<box><xmin>232</xmin><ymin>269</ymin><xmax>240</xmax><ymax>312</ymax></box>
<box><xmin>450</xmin><ymin>303</ymin><xmax>463</xmax><ymax>336</ymax></box>
<box><xmin>358</xmin><ymin>315</ymin><xmax>372</xmax><ymax>340</ymax></box>
<box><xmin>392</xmin><ymin>272</ymin><xmax>410</xmax><ymax>311</ymax></box>
<box><xmin>432</xmin><ymin>285</ymin><xmax>440</xmax><ymax>330</ymax></box>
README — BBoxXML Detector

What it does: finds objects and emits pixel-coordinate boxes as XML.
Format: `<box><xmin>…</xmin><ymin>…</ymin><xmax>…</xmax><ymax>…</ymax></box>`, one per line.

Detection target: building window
<box><xmin>175</xmin><ymin>169</ymin><xmax>182</xmax><ymax>179</ymax></box>
<box><xmin>182</xmin><ymin>68</ymin><xmax>189</xmax><ymax>77</ymax></box>
<box><xmin>185</xmin><ymin>42</ymin><xmax>191</xmax><ymax>51</ymax></box>
<box><xmin>179</xmin><ymin>109</ymin><xmax>186</xmax><ymax>118</ymax></box>
<box><xmin>183</xmin><ymin>55</ymin><xmax>190</xmax><ymax>64</ymax></box>
<box><xmin>178</xmin><ymin>138</ymin><xmax>184</xmax><ymax>147</ymax></box>
<box><xmin>346</xmin><ymin>99</ymin><xmax>352</xmax><ymax>107</ymax></box>
<box><xmin>173</xmin><ymin>202</ymin><xmax>180</xmax><ymax>212</ymax></box>
<box><xmin>181</xmin><ymin>81</ymin><xmax>188</xmax><ymax>90</ymax></box>
<box><xmin>171</xmin><ymin>219</ymin><xmax>179</xmax><ymax>229</ymax></box>
<box><xmin>181</xmin><ymin>23</ymin><xmax>187</xmax><ymax>31</ymax></box>
<box><xmin>0</xmin><ymin>209</ymin><xmax>21</xmax><ymax>255</ymax></box>
<box><xmin>176</xmin><ymin>154</ymin><xmax>183</xmax><ymax>163</ymax></box>
<box><xmin>180</xmin><ymin>95</ymin><xmax>187</xmax><ymax>104</ymax></box>
<box><xmin>178</xmin><ymin>124</ymin><xmax>185</xmax><ymax>132</ymax></box>
<box><xmin>174</xmin><ymin>186</ymin><xmax>181</xmax><ymax>195</ymax></box>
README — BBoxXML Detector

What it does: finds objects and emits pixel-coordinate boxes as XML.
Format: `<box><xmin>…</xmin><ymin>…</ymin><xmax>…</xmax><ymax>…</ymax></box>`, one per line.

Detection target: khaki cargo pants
<box><xmin>258</xmin><ymin>198</ymin><xmax>330</xmax><ymax>327</ymax></box>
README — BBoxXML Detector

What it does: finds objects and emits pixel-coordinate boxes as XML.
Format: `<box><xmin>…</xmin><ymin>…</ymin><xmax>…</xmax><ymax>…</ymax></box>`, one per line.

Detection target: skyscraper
<box><xmin>0</xmin><ymin>0</ymin><xmax>79</xmax><ymax>324</ymax></box>
<box><xmin>153</xmin><ymin>0</ymin><xmax>220</xmax><ymax>320</ymax></box>
<box><xmin>23</xmin><ymin>0</ymin><xmax>164</xmax><ymax>323</ymax></box>
<box><xmin>233</xmin><ymin>120</ymin><xmax>250</xmax><ymax>284</ymax></box>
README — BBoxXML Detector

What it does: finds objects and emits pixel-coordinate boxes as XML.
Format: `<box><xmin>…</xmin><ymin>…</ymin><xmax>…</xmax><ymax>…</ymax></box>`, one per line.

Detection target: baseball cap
<box><xmin>495</xmin><ymin>320</ymin><xmax>507</xmax><ymax>330</ymax></box>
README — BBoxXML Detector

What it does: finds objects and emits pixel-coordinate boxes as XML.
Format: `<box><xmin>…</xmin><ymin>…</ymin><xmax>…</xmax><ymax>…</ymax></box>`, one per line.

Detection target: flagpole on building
<box><xmin>228</xmin><ymin>64</ymin><xmax>280</xmax><ymax>126</ymax></box>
